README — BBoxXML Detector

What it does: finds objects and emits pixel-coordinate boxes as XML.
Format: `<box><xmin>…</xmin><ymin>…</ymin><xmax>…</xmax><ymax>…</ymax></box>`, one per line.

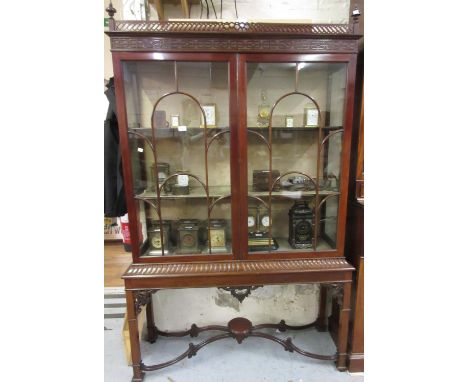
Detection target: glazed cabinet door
<box><xmin>239</xmin><ymin>54</ymin><xmax>355</xmax><ymax>259</ymax></box>
<box><xmin>115</xmin><ymin>53</ymin><xmax>239</xmax><ymax>262</ymax></box>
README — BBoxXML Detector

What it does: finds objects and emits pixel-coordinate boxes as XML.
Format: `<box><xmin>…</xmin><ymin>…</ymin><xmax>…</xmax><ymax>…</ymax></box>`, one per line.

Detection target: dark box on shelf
<box><xmin>252</xmin><ymin>170</ymin><xmax>281</xmax><ymax>192</ymax></box>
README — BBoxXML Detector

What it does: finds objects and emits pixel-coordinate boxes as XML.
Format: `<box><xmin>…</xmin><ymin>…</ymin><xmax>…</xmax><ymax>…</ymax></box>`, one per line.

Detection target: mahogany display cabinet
<box><xmin>106</xmin><ymin>4</ymin><xmax>362</xmax><ymax>381</ymax></box>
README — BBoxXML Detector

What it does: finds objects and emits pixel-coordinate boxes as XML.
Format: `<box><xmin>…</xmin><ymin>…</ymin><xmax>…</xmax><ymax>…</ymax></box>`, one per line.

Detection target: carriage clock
<box><xmin>176</xmin><ymin>219</ymin><xmax>200</xmax><ymax>254</ymax></box>
<box><xmin>151</xmin><ymin>162</ymin><xmax>170</xmax><ymax>193</ymax></box>
<box><xmin>208</xmin><ymin>219</ymin><xmax>227</xmax><ymax>253</ymax></box>
<box><xmin>172</xmin><ymin>171</ymin><xmax>190</xmax><ymax>195</ymax></box>
<box><xmin>147</xmin><ymin>219</ymin><xmax>171</xmax><ymax>255</ymax></box>
<box><xmin>288</xmin><ymin>200</ymin><xmax>315</xmax><ymax>249</ymax></box>
<box><xmin>247</xmin><ymin>205</ymin><xmax>278</xmax><ymax>251</ymax></box>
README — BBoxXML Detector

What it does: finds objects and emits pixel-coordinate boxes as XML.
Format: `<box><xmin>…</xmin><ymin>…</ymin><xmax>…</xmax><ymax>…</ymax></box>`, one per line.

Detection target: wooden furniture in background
<box><xmin>105</xmin><ymin>3</ymin><xmax>362</xmax><ymax>380</ymax></box>
<box><xmin>345</xmin><ymin>200</ymin><xmax>364</xmax><ymax>371</ymax></box>
<box><xmin>346</xmin><ymin>49</ymin><xmax>364</xmax><ymax>372</ymax></box>
<box><xmin>329</xmin><ymin>48</ymin><xmax>363</xmax><ymax>373</ymax></box>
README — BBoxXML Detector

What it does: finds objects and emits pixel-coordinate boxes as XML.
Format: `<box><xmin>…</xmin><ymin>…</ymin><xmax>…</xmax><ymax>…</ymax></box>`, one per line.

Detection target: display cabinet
<box><xmin>106</xmin><ymin>3</ymin><xmax>361</xmax><ymax>381</ymax></box>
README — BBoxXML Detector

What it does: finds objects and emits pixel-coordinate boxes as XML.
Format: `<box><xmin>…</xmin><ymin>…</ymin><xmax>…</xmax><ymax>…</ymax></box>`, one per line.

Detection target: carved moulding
<box><xmin>134</xmin><ymin>290</ymin><xmax>157</xmax><ymax>314</ymax></box>
<box><xmin>113</xmin><ymin>20</ymin><xmax>353</xmax><ymax>35</ymax></box>
<box><xmin>219</xmin><ymin>286</ymin><xmax>262</xmax><ymax>303</ymax></box>
<box><xmin>327</xmin><ymin>283</ymin><xmax>344</xmax><ymax>307</ymax></box>
<box><xmin>123</xmin><ymin>258</ymin><xmax>352</xmax><ymax>278</ymax></box>
<box><xmin>110</xmin><ymin>36</ymin><xmax>358</xmax><ymax>53</ymax></box>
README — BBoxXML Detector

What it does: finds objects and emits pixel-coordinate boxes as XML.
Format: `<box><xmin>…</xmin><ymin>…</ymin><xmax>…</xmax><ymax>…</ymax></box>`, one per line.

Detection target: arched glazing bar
<box><xmin>147</xmin><ymin>61</ymin><xmax>215</xmax><ymax>255</ymax></box>
<box><xmin>267</xmin><ymin>81</ymin><xmax>323</xmax><ymax>253</ymax></box>
<box><xmin>320</xmin><ymin>129</ymin><xmax>343</xmax><ymax>182</ymax></box>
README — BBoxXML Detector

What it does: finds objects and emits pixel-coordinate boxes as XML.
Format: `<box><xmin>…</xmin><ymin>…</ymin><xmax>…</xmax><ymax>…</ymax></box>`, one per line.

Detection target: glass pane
<box><xmin>246</xmin><ymin>62</ymin><xmax>346</xmax><ymax>253</ymax></box>
<box><xmin>123</xmin><ymin>61</ymin><xmax>232</xmax><ymax>257</ymax></box>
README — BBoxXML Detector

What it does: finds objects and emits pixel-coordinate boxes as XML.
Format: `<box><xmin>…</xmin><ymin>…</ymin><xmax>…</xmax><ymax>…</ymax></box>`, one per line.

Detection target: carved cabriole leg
<box><xmin>146</xmin><ymin>291</ymin><xmax>157</xmax><ymax>344</ymax></box>
<box><xmin>316</xmin><ymin>284</ymin><xmax>328</xmax><ymax>332</ymax></box>
<box><xmin>336</xmin><ymin>282</ymin><xmax>352</xmax><ymax>371</ymax></box>
<box><xmin>125</xmin><ymin>290</ymin><xmax>145</xmax><ymax>382</ymax></box>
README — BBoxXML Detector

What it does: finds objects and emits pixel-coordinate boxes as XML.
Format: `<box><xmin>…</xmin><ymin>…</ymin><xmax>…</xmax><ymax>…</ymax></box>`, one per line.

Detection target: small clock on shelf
<box><xmin>260</xmin><ymin>214</ymin><xmax>270</xmax><ymax>231</ymax></box>
<box><xmin>247</xmin><ymin>205</ymin><xmax>278</xmax><ymax>252</ymax></box>
<box><xmin>304</xmin><ymin>105</ymin><xmax>319</xmax><ymax>128</ymax></box>
<box><xmin>285</xmin><ymin>115</ymin><xmax>294</xmax><ymax>127</ymax></box>
<box><xmin>151</xmin><ymin>162</ymin><xmax>171</xmax><ymax>193</ymax></box>
<box><xmin>208</xmin><ymin>219</ymin><xmax>227</xmax><ymax>253</ymax></box>
<box><xmin>170</xmin><ymin>115</ymin><xmax>180</xmax><ymax>128</ymax></box>
<box><xmin>147</xmin><ymin>219</ymin><xmax>171</xmax><ymax>256</ymax></box>
<box><xmin>201</xmin><ymin>104</ymin><xmax>217</xmax><ymax>128</ymax></box>
<box><xmin>176</xmin><ymin>219</ymin><xmax>200</xmax><ymax>254</ymax></box>
<box><xmin>257</xmin><ymin>91</ymin><xmax>270</xmax><ymax>127</ymax></box>
<box><xmin>172</xmin><ymin>171</ymin><xmax>191</xmax><ymax>195</ymax></box>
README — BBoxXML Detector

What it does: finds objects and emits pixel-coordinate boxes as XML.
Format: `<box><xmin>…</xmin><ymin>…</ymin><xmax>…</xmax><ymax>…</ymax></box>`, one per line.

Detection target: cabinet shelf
<box><xmin>128</xmin><ymin>126</ymin><xmax>342</xmax><ymax>136</ymax></box>
<box><xmin>139</xmin><ymin>238</ymin><xmax>333</xmax><ymax>257</ymax></box>
<box><xmin>136</xmin><ymin>186</ymin><xmax>339</xmax><ymax>201</ymax></box>
<box><xmin>140</xmin><ymin>243</ymin><xmax>232</xmax><ymax>258</ymax></box>
<box><xmin>247</xmin><ymin>126</ymin><xmax>342</xmax><ymax>132</ymax></box>
<box><xmin>274</xmin><ymin>237</ymin><xmax>333</xmax><ymax>252</ymax></box>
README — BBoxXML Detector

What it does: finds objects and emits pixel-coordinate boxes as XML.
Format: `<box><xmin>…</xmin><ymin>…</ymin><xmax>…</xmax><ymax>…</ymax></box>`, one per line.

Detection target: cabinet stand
<box><xmin>123</xmin><ymin>258</ymin><xmax>353</xmax><ymax>381</ymax></box>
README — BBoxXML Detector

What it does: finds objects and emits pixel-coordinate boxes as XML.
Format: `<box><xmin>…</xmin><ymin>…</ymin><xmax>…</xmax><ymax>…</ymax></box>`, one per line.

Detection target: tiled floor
<box><xmin>104</xmin><ymin>291</ymin><xmax>364</xmax><ymax>382</ymax></box>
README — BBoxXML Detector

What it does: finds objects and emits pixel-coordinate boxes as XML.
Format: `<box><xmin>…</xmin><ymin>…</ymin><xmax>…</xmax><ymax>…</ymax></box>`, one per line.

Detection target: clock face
<box><xmin>247</xmin><ymin>216</ymin><xmax>255</xmax><ymax>228</ymax></box>
<box><xmin>177</xmin><ymin>174</ymin><xmax>189</xmax><ymax>186</ymax></box>
<box><xmin>151</xmin><ymin>234</ymin><xmax>162</xmax><ymax>249</ymax></box>
<box><xmin>210</xmin><ymin>229</ymin><xmax>225</xmax><ymax>247</ymax></box>
<box><xmin>259</xmin><ymin>108</ymin><xmax>269</xmax><ymax>119</ymax></box>
<box><xmin>182</xmin><ymin>233</ymin><xmax>195</xmax><ymax>248</ymax></box>
<box><xmin>261</xmin><ymin>215</ymin><xmax>270</xmax><ymax>228</ymax></box>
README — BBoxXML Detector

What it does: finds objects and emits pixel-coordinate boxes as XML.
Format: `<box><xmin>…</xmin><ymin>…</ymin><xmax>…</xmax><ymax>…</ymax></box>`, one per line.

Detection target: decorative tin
<box><xmin>176</xmin><ymin>219</ymin><xmax>200</xmax><ymax>254</ymax></box>
<box><xmin>152</xmin><ymin>110</ymin><xmax>169</xmax><ymax>128</ymax></box>
<box><xmin>172</xmin><ymin>184</ymin><xmax>189</xmax><ymax>195</ymax></box>
<box><xmin>288</xmin><ymin>200</ymin><xmax>315</xmax><ymax>249</ymax></box>
<box><xmin>252</xmin><ymin>170</ymin><xmax>281</xmax><ymax>192</ymax></box>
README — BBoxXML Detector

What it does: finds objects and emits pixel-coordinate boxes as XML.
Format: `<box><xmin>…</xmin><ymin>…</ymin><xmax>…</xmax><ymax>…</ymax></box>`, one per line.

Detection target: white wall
<box><xmin>153</xmin><ymin>0</ymin><xmax>349</xmax><ymax>23</ymax></box>
<box><xmin>104</xmin><ymin>0</ymin><xmax>351</xmax><ymax>330</ymax></box>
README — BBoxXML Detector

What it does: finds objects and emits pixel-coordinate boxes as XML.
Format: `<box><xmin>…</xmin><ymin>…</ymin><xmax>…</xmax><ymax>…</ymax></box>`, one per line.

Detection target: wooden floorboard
<box><xmin>104</xmin><ymin>242</ymin><xmax>132</xmax><ymax>287</ymax></box>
